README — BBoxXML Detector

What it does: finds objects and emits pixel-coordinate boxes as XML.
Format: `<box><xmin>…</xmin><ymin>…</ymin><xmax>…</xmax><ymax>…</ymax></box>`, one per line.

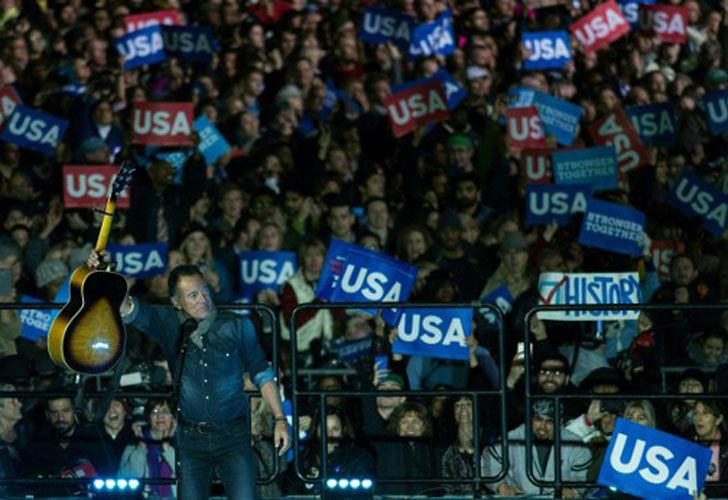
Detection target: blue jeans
<box><xmin>177</xmin><ymin>419</ymin><xmax>257</xmax><ymax>500</ymax></box>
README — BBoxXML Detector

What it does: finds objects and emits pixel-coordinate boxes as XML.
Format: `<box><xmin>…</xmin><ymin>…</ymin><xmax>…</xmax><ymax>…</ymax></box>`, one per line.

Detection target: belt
<box><xmin>178</xmin><ymin>415</ymin><xmax>247</xmax><ymax>434</ymax></box>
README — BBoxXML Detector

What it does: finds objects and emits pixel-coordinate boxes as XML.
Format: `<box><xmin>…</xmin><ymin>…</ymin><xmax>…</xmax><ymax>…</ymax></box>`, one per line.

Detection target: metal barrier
<box><xmin>522</xmin><ymin>303</ymin><xmax>728</xmax><ymax>497</ymax></box>
<box><xmin>289</xmin><ymin>301</ymin><xmax>510</xmax><ymax>493</ymax></box>
<box><xmin>0</xmin><ymin>301</ymin><xmax>281</xmax><ymax>490</ymax></box>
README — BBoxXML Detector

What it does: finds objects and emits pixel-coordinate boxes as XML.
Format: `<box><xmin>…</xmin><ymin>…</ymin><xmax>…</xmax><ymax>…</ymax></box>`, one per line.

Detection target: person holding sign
<box><xmin>87</xmin><ymin>251</ymin><xmax>289</xmax><ymax>500</ymax></box>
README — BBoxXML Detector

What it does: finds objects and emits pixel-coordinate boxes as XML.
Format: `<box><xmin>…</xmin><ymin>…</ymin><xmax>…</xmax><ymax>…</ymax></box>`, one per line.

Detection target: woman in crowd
<box><xmin>376</xmin><ymin>401</ymin><xmax>443</xmax><ymax>496</ymax></box>
<box><xmin>396</xmin><ymin>224</ymin><xmax>433</xmax><ymax>263</ymax></box>
<box><xmin>442</xmin><ymin>397</ymin><xmax>479</xmax><ymax>496</ymax></box>
<box><xmin>177</xmin><ymin>225</ymin><xmax>232</xmax><ymax>303</ymax></box>
<box><xmin>691</xmin><ymin>400</ymin><xmax>728</xmax><ymax>492</ymax></box>
<box><xmin>119</xmin><ymin>399</ymin><xmax>177</xmax><ymax>498</ymax></box>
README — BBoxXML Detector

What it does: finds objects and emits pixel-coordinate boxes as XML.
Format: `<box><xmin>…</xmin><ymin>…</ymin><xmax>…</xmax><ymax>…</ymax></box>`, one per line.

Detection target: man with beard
<box><xmin>482</xmin><ymin>399</ymin><xmax>590</xmax><ymax>497</ymax></box>
<box><xmin>505</xmin><ymin>350</ymin><xmax>578</xmax><ymax>428</ymax></box>
<box><xmin>453</xmin><ymin>173</ymin><xmax>493</xmax><ymax>224</ymax></box>
<box><xmin>22</xmin><ymin>397</ymin><xmax>109</xmax><ymax>495</ymax></box>
<box><xmin>434</xmin><ymin>209</ymin><xmax>483</xmax><ymax>299</ymax></box>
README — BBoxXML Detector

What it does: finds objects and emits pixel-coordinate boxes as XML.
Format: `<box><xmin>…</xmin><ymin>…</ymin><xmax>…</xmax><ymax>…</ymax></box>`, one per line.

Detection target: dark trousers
<box><xmin>177</xmin><ymin>419</ymin><xmax>257</xmax><ymax>500</ymax></box>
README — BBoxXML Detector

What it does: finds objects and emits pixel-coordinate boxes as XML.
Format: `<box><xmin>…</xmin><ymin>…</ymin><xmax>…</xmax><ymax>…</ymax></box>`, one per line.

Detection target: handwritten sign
<box><xmin>537</xmin><ymin>272</ymin><xmax>642</xmax><ymax>321</ymax></box>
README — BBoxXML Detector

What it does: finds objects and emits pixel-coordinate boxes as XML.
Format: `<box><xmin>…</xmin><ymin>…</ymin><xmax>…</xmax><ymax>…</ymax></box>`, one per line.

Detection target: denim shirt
<box><xmin>124</xmin><ymin>298</ymin><xmax>275</xmax><ymax>422</ymax></box>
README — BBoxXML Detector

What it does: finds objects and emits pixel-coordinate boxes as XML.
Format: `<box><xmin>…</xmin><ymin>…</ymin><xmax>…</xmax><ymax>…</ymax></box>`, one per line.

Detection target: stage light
<box><xmin>116</xmin><ymin>479</ymin><xmax>128</xmax><ymax>490</ymax></box>
<box><xmin>93</xmin><ymin>479</ymin><xmax>104</xmax><ymax>490</ymax></box>
<box><xmin>128</xmin><ymin>478</ymin><xmax>140</xmax><ymax>490</ymax></box>
<box><xmin>326</xmin><ymin>478</ymin><xmax>338</xmax><ymax>489</ymax></box>
<box><xmin>350</xmin><ymin>479</ymin><xmax>361</xmax><ymax>489</ymax></box>
<box><xmin>362</xmin><ymin>479</ymin><xmax>373</xmax><ymax>489</ymax></box>
<box><xmin>105</xmin><ymin>479</ymin><xmax>116</xmax><ymax>490</ymax></box>
<box><xmin>337</xmin><ymin>479</ymin><xmax>349</xmax><ymax>488</ymax></box>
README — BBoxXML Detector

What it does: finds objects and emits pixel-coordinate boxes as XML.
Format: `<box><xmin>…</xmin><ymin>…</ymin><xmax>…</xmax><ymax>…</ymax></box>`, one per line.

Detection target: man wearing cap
<box><xmin>434</xmin><ymin>209</ymin><xmax>483</xmax><ymax>299</ymax></box>
<box><xmin>447</xmin><ymin>133</ymin><xmax>476</xmax><ymax>175</ymax></box>
<box><xmin>669</xmin><ymin>368</ymin><xmax>711</xmax><ymax>435</ymax></box>
<box><xmin>482</xmin><ymin>399</ymin><xmax>591</xmax><ymax>497</ymax></box>
<box><xmin>480</xmin><ymin>231</ymin><xmax>531</xmax><ymax>301</ymax></box>
<box><xmin>34</xmin><ymin>259</ymin><xmax>69</xmax><ymax>300</ymax></box>
<box><xmin>465</xmin><ymin>65</ymin><xmax>491</xmax><ymax>105</ymax></box>
<box><xmin>361</xmin><ymin>373</ymin><xmax>408</xmax><ymax>470</ymax></box>
<box><xmin>505</xmin><ymin>350</ymin><xmax>578</xmax><ymax>429</ymax></box>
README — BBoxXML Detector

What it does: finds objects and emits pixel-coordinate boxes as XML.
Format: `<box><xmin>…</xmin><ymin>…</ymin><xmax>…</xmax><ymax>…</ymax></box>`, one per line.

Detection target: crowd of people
<box><xmin>1</xmin><ymin>0</ymin><xmax>728</xmax><ymax>497</ymax></box>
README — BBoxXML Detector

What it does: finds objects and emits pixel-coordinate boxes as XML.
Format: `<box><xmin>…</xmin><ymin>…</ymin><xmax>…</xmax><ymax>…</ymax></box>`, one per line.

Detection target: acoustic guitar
<box><xmin>48</xmin><ymin>161</ymin><xmax>136</xmax><ymax>374</ymax></box>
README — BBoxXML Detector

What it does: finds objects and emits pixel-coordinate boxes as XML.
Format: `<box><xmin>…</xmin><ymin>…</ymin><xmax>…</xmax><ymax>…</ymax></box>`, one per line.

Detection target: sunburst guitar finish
<box><xmin>47</xmin><ymin>160</ymin><xmax>136</xmax><ymax>375</ymax></box>
<box><xmin>48</xmin><ymin>267</ymin><xmax>128</xmax><ymax>374</ymax></box>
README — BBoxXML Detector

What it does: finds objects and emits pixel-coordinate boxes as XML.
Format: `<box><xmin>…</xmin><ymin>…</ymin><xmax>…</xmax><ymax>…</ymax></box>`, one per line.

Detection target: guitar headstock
<box><xmin>112</xmin><ymin>160</ymin><xmax>136</xmax><ymax>199</ymax></box>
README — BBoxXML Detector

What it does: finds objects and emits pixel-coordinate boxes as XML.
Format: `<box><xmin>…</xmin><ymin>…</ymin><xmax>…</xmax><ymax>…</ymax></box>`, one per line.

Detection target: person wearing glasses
<box><xmin>119</xmin><ymin>399</ymin><xmax>177</xmax><ymax>498</ymax></box>
<box><xmin>505</xmin><ymin>349</ymin><xmax>577</xmax><ymax>429</ymax></box>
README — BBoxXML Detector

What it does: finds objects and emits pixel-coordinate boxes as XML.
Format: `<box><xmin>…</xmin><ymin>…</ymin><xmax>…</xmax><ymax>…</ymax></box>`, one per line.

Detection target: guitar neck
<box><xmin>94</xmin><ymin>198</ymin><xmax>117</xmax><ymax>253</ymax></box>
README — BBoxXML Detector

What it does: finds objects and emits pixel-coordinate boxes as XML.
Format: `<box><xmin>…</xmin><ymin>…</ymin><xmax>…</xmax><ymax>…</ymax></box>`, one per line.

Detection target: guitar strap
<box><xmin>93</xmin><ymin>357</ymin><xmax>129</xmax><ymax>423</ymax></box>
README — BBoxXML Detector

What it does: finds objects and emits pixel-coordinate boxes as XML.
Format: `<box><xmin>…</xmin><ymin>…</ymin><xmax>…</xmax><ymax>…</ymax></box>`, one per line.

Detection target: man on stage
<box><xmin>89</xmin><ymin>252</ymin><xmax>289</xmax><ymax>499</ymax></box>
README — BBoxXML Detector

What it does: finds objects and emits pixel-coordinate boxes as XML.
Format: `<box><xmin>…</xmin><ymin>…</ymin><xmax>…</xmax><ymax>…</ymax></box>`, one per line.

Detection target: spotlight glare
<box><xmin>93</xmin><ymin>479</ymin><xmax>104</xmax><ymax>490</ymax></box>
<box><xmin>117</xmin><ymin>479</ymin><xmax>128</xmax><ymax>490</ymax></box>
<box><xmin>104</xmin><ymin>478</ymin><xmax>116</xmax><ymax>490</ymax></box>
<box><xmin>326</xmin><ymin>478</ymin><xmax>337</xmax><ymax>489</ymax></box>
<box><xmin>362</xmin><ymin>478</ymin><xmax>373</xmax><ymax>489</ymax></box>
<box><xmin>350</xmin><ymin>478</ymin><xmax>361</xmax><ymax>489</ymax></box>
<box><xmin>338</xmin><ymin>478</ymin><xmax>349</xmax><ymax>488</ymax></box>
<box><xmin>128</xmin><ymin>478</ymin><xmax>140</xmax><ymax>490</ymax></box>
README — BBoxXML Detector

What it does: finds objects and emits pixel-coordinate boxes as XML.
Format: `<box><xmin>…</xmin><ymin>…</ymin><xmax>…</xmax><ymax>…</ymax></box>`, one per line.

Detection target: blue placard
<box><xmin>20</xmin><ymin>296</ymin><xmax>56</xmax><ymax>341</ymax></box>
<box><xmin>666</xmin><ymin>170</ymin><xmax>728</xmax><ymax>236</ymax></box>
<box><xmin>597</xmin><ymin>418</ymin><xmax>712</xmax><ymax>499</ymax></box>
<box><xmin>526</xmin><ymin>184</ymin><xmax>591</xmax><ymax>226</ymax></box>
<box><xmin>408</xmin><ymin>9</ymin><xmax>455</xmax><ymax>59</ymax></box>
<box><xmin>618</xmin><ymin>0</ymin><xmax>655</xmax><ymax>27</ymax></box>
<box><xmin>194</xmin><ymin>116</ymin><xmax>230</xmax><ymax>165</ymax></box>
<box><xmin>479</xmin><ymin>285</ymin><xmax>513</xmax><ymax>325</ymax></box>
<box><xmin>702</xmin><ymin>88</ymin><xmax>728</xmax><ymax>136</ymax></box>
<box><xmin>359</xmin><ymin>6</ymin><xmax>415</xmax><ymax>46</ymax></box>
<box><xmin>238</xmin><ymin>251</ymin><xmax>298</xmax><ymax>299</ymax></box>
<box><xmin>331</xmin><ymin>336</ymin><xmax>373</xmax><ymax>364</ymax></box>
<box><xmin>626</xmin><ymin>103</ymin><xmax>677</xmax><ymax>146</ymax></box>
<box><xmin>552</xmin><ymin>146</ymin><xmax>618</xmax><ymax>191</ymax></box>
<box><xmin>522</xmin><ymin>31</ymin><xmax>571</xmax><ymax>71</ymax></box>
<box><xmin>161</xmin><ymin>26</ymin><xmax>218</xmax><ymax>63</ymax></box>
<box><xmin>433</xmin><ymin>70</ymin><xmax>466</xmax><ymax>110</ymax></box>
<box><xmin>19</xmin><ymin>278</ymin><xmax>69</xmax><ymax>341</ymax></box>
<box><xmin>107</xmin><ymin>242</ymin><xmax>168</xmax><ymax>279</ymax></box>
<box><xmin>0</xmin><ymin>105</ymin><xmax>68</xmax><ymax>156</ymax></box>
<box><xmin>152</xmin><ymin>149</ymin><xmax>189</xmax><ymax>184</ymax></box>
<box><xmin>315</xmin><ymin>239</ymin><xmax>353</xmax><ymax>298</ymax></box>
<box><xmin>316</xmin><ymin>240</ymin><xmax>417</xmax><ymax>325</ymax></box>
<box><xmin>113</xmin><ymin>25</ymin><xmax>166</xmax><ymax>70</ymax></box>
<box><xmin>392</xmin><ymin>308</ymin><xmax>471</xmax><ymax>361</ymax></box>
<box><xmin>578</xmin><ymin>198</ymin><xmax>646</xmax><ymax>257</ymax></box>
<box><xmin>506</xmin><ymin>86</ymin><xmax>536</xmax><ymax>109</ymax></box>
<box><xmin>532</xmin><ymin>91</ymin><xmax>582</xmax><ymax>146</ymax></box>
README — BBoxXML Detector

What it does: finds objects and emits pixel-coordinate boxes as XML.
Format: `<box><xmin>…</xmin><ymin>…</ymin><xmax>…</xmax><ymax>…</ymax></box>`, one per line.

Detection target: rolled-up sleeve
<box><xmin>240</xmin><ymin>318</ymin><xmax>275</xmax><ymax>389</ymax></box>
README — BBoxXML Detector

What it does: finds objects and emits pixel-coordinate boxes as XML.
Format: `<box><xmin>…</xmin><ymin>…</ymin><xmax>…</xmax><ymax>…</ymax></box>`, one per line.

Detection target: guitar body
<box><xmin>48</xmin><ymin>267</ymin><xmax>127</xmax><ymax>374</ymax></box>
